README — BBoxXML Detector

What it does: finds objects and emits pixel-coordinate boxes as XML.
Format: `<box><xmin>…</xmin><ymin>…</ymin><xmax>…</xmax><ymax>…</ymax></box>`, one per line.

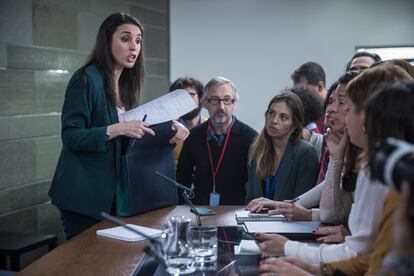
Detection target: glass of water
<box><xmin>162</xmin><ymin>216</ymin><xmax>195</xmax><ymax>275</ymax></box>
<box><xmin>187</xmin><ymin>226</ymin><xmax>218</xmax><ymax>270</ymax></box>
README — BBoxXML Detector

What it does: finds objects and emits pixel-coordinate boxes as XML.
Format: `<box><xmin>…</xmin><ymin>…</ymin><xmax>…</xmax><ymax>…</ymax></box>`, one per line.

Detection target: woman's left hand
<box><xmin>313</xmin><ymin>224</ymin><xmax>350</xmax><ymax>243</ymax></box>
<box><xmin>256</xmin><ymin>233</ymin><xmax>288</xmax><ymax>255</ymax></box>
<box><xmin>169</xmin><ymin>120</ymin><xmax>190</xmax><ymax>144</ymax></box>
<box><xmin>259</xmin><ymin>257</ymin><xmax>313</xmax><ymax>276</ymax></box>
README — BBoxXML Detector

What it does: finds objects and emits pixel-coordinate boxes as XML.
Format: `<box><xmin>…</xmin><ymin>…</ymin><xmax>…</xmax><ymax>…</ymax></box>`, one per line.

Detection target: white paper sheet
<box><xmin>96</xmin><ymin>224</ymin><xmax>162</xmax><ymax>242</ymax></box>
<box><xmin>121</xmin><ymin>89</ymin><xmax>197</xmax><ymax>125</ymax></box>
<box><xmin>238</xmin><ymin>240</ymin><xmax>261</xmax><ymax>253</ymax></box>
<box><xmin>244</xmin><ymin>221</ymin><xmax>322</xmax><ymax>234</ymax></box>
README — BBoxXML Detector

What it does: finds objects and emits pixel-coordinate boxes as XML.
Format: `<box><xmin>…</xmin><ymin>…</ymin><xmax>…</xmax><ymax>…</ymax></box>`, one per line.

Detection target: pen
<box><xmin>131</xmin><ymin>114</ymin><xmax>148</xmax><ymax>147</ymax></box>
<box><xmin>286</xmin><ymin>197</ymin><xmax>300</xmax><ymax>204</ymax></box>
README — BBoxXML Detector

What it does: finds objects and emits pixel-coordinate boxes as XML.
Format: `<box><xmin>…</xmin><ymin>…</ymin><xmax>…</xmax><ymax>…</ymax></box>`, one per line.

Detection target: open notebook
<box><xmin>96</xmin><ymin>224</ymin><xmax>162</xmax><ymax>242</ymax></box>
<box><xmin>235</xmin><ymin>210</ymin><xmax>288</xmax><ymax>223</ymax></box>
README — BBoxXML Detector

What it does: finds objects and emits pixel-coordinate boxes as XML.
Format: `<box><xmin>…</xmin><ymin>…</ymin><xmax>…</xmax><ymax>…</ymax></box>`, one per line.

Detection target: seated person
<box><xmin>258</xmin><ymin>79</ymin><xmax>414</xmax><ymax>276</ymax></box>
<box><xmin>254</xmin><ymin>64</ymin><xmax>412</xmax><ymax>265</ymax></box>
<box><xmin>245</xmin><ymin>91</ymin><xmax>319</xmax><ymax>203</ymax></box>
<box><xmin>246</xmin><ymin>71</ymin><xmax>360</xmax><ymax>229</ymax></box>
<box><xmin>290</xmin><ymin>86</ymin><xmax>324</xmax><ymax>160</ymax></box>
<box><xmin>177</xmin><ymin>76</ymin><xmax>257</xmax><ymax>205</ymax></box>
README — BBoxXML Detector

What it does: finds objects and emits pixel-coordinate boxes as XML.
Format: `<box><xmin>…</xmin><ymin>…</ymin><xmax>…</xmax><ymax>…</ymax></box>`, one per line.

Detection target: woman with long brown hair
<box><xmin>245</xmin><ymin>91</ymin><xmax>319</xmax><ymax>202</ymax></box>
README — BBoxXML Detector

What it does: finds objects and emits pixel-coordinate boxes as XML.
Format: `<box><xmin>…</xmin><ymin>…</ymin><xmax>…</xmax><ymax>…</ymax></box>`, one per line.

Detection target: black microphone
<box><xmin>100</xmin><ymin>212</ymin><xmax>166</xmax><ymax>268</ymax></box>
<box><xmin>154</xmin><ymin>171</ymin><xmax>202</xmax><ymax>226</ymax></box>
<box><xmin>154</xmin><ymin>171</ymin><xmax>194</xmax><ymax>198</ymax></box>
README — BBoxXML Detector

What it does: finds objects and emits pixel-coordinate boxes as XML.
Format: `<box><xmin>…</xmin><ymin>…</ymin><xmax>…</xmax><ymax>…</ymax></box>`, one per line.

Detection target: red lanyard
<box><xmin>206</xmin><ymin>120</ymin><xmax>233</xmax><ymax>193</ymax></box>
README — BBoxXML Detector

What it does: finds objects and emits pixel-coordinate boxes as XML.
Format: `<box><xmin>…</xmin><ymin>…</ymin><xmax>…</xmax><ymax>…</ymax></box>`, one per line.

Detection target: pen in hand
<box><xmin>131</xmin><ymin>114</ymin><xmax>147</xmax><ymax>147</ymax></box>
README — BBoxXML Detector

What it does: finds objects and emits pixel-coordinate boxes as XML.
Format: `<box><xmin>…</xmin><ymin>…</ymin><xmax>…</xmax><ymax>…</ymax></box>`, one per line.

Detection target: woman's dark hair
<box><xmin>365</xmin><ymin>81</ymin><xmax>414</xmax><ymax>231</ymax></box>
<box><xmin>371</xmin><ymin>59</ymin><xmax>414</xmax><ymax>79</ymax></box>
<box><xmin>324</xmin><ymin>81</ymin><xmax>338</xmax><ymax>111</ymax></box>
<box><xmin>169</xmin><ymin>77</ymin><xmax>204</xmax><ymax>99</ymax></box>
<box><xmin>366</xmin><ymin>81</ymin><xmax>414</xmax><ymax>170</ymax></box>
<box><xmin>290</xmin><ymin>86</ymin><xmax>323</xmax><ymax>126</ymax></box>
<box><xmin>84</xmin><ymin>12</ymin><xmax>145</xmax><ymax>110</ymax></box>
<box><xmin>336</xmin><ymin>71</ymin><xmax>361</xmax><ymax>191</ymax></box>
<box><xmin>249</xmin><ymin>91</ymin><xmax>304</xmax><ymax>179</ymax></box>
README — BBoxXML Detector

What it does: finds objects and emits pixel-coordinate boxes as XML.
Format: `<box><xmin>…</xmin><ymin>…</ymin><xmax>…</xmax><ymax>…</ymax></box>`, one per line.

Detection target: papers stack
<box><xmin>96</xmin><ymin>224</ymin><xmax>162</xmax><ymax>242</ymax></box>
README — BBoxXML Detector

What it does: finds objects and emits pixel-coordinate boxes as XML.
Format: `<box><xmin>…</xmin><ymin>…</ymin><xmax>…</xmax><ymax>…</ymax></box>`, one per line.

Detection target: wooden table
<box><xmin>19</xmin><ymin>205</ymin><xmax>244</xmax><ymax>276</ymax></box>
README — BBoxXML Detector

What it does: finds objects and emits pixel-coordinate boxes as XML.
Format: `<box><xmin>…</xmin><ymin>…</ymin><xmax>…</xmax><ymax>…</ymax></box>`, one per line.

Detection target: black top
<box><xmin>177</xmin><ymin>118</ymin><xmax>257</xmax><ymax>205</ymax></box>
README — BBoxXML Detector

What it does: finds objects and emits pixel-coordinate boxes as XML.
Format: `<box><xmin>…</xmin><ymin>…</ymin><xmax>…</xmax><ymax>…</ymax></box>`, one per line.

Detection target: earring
<box><xmin>362</xmin><ymin>125</ymin><xmax>366</xmax><ymax>133</ymax></box>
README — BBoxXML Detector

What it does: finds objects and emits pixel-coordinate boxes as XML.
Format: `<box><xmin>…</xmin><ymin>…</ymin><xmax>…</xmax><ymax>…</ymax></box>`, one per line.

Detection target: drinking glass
<box><xmin>162</xmin><ymin>216</ymin><xmax>195</xmax><ymax>275</ymax></box>
<box><xmin>187</xmin><ymin>226</ymin><xmax>218</xmax><ymax>270</ymax></box>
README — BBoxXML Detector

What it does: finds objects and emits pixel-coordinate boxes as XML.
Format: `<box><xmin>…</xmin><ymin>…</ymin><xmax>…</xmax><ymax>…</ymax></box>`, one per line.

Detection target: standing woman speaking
<box><xmin>49</xmin><ymin>13</ymin><xmax>188</xmax><ymax>239</ymax></box>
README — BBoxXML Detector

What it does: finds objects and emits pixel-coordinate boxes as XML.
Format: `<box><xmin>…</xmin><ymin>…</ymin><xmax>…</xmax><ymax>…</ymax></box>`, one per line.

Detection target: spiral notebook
<box><xmin>235</xmin><ymin>211</ymin><xmax>288</xmax><ymax>223</ymax></box>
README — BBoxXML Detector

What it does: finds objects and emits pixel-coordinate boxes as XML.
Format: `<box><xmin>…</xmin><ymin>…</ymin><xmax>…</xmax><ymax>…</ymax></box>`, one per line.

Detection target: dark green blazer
<box><xmin>49</xmin><ymin>65</ymin><xmax>121</xmax><ymax>220</ymax></box>
<box><xmin>245</xmin><ymin>139</ymin><xmax>319</xmax><ymax>204</ymax></box>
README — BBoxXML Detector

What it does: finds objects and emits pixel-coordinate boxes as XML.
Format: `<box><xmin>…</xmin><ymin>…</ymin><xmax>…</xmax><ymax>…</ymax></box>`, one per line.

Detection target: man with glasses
<box><xmin>177</xmin><ymin>76</ymin><xmax>257</xmax><ymax>205</ymax></box>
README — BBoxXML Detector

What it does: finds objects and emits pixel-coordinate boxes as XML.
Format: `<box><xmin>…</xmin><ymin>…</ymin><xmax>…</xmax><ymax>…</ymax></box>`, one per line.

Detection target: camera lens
<box><xmin>370</xmin><ymin>138</ymin><xmax>414</xmax><ymax>190</ymax></box>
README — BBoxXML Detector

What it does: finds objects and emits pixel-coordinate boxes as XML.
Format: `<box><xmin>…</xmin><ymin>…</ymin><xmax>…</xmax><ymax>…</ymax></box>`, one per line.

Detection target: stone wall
<box><xmin>0</xmin><ymin>0</ymin><xmax>169</xmax><ymax>269</ymax></box>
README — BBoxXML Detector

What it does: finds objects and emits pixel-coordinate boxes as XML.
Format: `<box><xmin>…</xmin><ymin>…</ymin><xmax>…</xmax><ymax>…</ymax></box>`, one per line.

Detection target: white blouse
<box><xmin>284</xmin><ymin>166</ymin><xmax>390</xmax><ymax>263</ymax></box>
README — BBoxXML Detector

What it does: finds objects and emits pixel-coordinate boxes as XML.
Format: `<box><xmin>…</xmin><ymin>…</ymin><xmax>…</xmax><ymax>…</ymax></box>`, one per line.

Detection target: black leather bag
<box><xmin>116</xmin><ymin>121</ymin><xmax>178</xmax><ymax>216</ymax></box>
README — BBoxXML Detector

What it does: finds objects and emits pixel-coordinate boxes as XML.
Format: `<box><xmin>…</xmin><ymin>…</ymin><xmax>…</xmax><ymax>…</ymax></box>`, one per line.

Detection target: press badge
<box><xmin>209</xmin><ymin>192</ymin><xmax>220</xmax><ymax>206</ymax></box>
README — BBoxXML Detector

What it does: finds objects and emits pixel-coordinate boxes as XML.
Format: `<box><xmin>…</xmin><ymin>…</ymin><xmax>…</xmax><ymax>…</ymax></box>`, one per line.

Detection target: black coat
<box><xmin>177</xmin><ymin>118</ymin><xmax>257</xmax><ymax>205</ymax></box>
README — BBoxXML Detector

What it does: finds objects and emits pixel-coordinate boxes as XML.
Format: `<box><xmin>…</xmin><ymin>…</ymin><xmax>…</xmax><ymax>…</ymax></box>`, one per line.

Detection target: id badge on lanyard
<box><xmin>209</xmin><ymin>192</ymin><xmax>220</xmax><ymax>206</ymax></box>
<box><xmin>206</xmin><ymin>121</ymin><xmax>233</xmax><ymax>206</ymax></box>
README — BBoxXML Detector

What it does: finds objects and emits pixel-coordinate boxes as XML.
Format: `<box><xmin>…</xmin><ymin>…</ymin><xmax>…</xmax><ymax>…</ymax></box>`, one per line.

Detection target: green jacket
<box><xmin>245</xmin><ymin>139</ymin><xmax>319</xmax><ymax>203</ymax></box>
<box><xmin>49</xmin><ymin>65</ymin><xmax>121</xmax><ymax>220</ymax></box>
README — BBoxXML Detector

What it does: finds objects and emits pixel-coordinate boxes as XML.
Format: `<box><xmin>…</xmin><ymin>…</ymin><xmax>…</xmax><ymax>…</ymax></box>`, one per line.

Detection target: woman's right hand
<box><xmin>245</xmin><ymin>197</ymin><xmax>279</xmax><ymax>213</ymax></box>
<box><xmin>325</xmin><ymin>128</ymin><xmax>349</xmax><ymax>161</ymax></box>
<box><xmin>267</xmin><ymin>202</ymin><xmax>312</xmax><ymax>221</ymax></box>
<box><xmin>106</xmin><ymin>120</ymin><xmax>155</xmax><ymax>140</ymax></box>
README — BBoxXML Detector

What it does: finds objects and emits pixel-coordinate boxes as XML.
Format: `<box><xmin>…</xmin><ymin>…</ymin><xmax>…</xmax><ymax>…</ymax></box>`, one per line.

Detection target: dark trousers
<box><xmin>59</xmin><ymin>209</ymin><xmax>100</xmax><ymax>240</ymax></box>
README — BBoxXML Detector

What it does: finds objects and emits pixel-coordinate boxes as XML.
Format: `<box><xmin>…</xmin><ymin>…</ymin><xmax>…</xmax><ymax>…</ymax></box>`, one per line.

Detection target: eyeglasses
<box><xmin>207</xmin><ymin>97</ymin><xmax>235</xmax><ymax>105</ymax></box>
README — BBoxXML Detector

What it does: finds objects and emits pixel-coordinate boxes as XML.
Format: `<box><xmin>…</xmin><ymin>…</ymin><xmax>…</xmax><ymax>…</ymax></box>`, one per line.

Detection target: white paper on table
<box><xmin>96</xmin><ymin>224</ymin><xmax>162</xmax><ymax>242</ymax></box>
<box><xmin>238</xmin><ymin>240</ymin><xmax>261</xmax><ymax>253</ymax></box>
<box><xmin>121</xmin><ymin>89</ymin><xmax>197</xmax><ymax>125</ymax></box>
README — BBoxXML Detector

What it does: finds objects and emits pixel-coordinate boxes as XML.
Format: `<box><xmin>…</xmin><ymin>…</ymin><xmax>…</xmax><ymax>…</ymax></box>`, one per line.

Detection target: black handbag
<box><xmin>116</xmin><ymin>121</ymin><xmax>178</xmax><ymax>216</ymax></box>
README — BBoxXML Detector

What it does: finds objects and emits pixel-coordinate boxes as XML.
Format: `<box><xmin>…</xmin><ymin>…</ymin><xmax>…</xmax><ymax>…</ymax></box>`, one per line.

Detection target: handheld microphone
<box><xmin>100</xmin><ymin>212</ymin><xmax>166</xmax><ymax>268</ymax></box>
<box><xmin>154</xmin><ymin>171</ymin><xmax>202</xmax><ymax>226</ymax></box>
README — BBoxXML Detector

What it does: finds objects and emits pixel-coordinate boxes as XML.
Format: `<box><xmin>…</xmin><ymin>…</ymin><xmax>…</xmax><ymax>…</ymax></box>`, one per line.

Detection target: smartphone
<box><xmin>249</xmin><ymin>208</ymin><xmax>269</xmax><ymax>216</ymax></box>
<box><xmin>191</xmin><ymin>207</ymin><xmax>216</xmax><ymax>216</ymax></box>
